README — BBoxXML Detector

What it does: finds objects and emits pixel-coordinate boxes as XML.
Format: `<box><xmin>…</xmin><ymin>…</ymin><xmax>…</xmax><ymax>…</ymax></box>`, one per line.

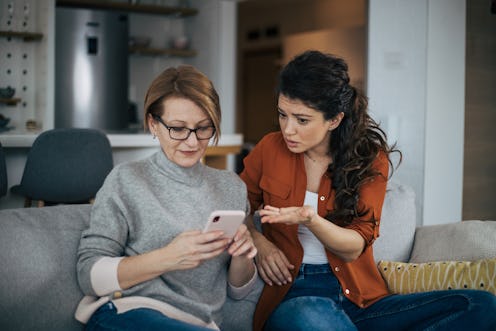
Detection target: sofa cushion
<box><xmin>373</xmin><ymin>182</ymin><xmax>416</xmax><ymax>263</ymax></box>
<box><xmin>378</xmin><ymin>258</ymin><xmax>496</xmax><ymax>295</ymax></box>
<box><xmin>0</xmin><ymin>204</ymin><xmax>91</xmax><ymax>331</ymax></box>
<box><xmin>409</xmin><ymin>220</ymin><xmax>496</xmax><ymax>263</ymax></box>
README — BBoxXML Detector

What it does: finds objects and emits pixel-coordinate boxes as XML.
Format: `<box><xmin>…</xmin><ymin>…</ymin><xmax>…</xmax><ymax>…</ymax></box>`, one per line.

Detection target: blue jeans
<box><xmin>264</xmin><ymin>263</ymin><xmax>496</xmax><ymax>331</ymax></box>
<box><xmin>86</xmin><ymin>302</ymin><xmax>216</xmax><ymax>331</ymax></box>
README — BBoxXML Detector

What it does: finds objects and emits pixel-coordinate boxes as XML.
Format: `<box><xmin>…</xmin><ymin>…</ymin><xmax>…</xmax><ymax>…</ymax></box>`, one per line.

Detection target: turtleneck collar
<box><xmin>150</xmin><ymin>150</ymin><xmax>206</xmax><ymax>187</ymax></box>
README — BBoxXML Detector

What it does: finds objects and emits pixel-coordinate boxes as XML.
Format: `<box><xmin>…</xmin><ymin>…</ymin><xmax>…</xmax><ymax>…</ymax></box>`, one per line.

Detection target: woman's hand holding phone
<box><xmin>202</xmin><ymin>210</ymin><xmax>257</xmax><ymax>259</ymax></box>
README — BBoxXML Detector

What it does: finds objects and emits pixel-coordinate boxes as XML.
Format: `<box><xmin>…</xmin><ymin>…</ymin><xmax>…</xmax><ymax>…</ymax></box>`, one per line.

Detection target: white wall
<box><xmin>424</xmin><ymin>0</ymin><xmax>466</xmax><ymax>225</ymax></box>
<box><xmin>368</xmin><ymin>0</ymin><xmax>466</xmax><ymax>226</ymax></box>
<box><xmin>188</xmin><ymin>0</ymin><xmax>237</xmax><ymax>135</ymax></box>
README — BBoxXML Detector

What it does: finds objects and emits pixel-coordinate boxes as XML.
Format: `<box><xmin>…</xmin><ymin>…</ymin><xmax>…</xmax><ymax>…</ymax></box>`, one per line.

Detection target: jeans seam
<box><xmin>353</xmin><ymin>292</ymin><xmax>472</xmax><ymax>324</ymax></box>
<box><xmin>422</xmin><ymin>293</ymin><xmax>474</xmax><ymax>331</ymax></box>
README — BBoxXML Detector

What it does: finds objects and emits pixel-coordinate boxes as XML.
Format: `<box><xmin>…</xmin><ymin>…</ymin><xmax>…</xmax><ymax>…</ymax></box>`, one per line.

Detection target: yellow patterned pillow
<box><xmin>378</xmin><ymin>258</ymin><xmax>496</xmax><ymax>295</ymax></box>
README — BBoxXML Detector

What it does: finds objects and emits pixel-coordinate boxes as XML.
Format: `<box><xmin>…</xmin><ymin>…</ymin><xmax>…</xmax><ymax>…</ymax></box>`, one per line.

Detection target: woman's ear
<box><xmin>147</xmin><ymin>114</ymin><xmax>156</xmax><ymax>136</ymax></box>
<box><xmin>329</xmin><ymin>112</ymin><xmax>345</xmax><ymax>130</ymax></box>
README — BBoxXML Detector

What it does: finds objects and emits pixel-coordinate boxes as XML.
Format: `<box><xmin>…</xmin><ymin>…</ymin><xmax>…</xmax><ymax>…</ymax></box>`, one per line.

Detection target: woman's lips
<box><xmin>284</xmin><ymin>139</ymin><xmax>298</xmax><ymax>149</ymax></box>
<box><xmin>181</xmin><ymin>150</ymin><xmax>198</xmax><ymax>156</ymax></box>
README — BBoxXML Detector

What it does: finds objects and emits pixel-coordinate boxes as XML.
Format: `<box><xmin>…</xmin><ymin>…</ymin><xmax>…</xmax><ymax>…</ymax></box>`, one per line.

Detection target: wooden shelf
<box><xmin>0</xmin><ymin>31</ymin><xmax>43</xmax><ymax>41</ymax></box>
<box><xmin>56</xmin><ymin>0</ymin><xmax>198</xmax><ymax>17</ymax></box>
<box><xmin>0</xmin><ymin>98</ymin><xmax>21</xmax><ymax>106</ymax></box>
<box><xmin>129</xmin><ymin>46</ymin><xmax>197</xmax><ymax>57</ymax></box>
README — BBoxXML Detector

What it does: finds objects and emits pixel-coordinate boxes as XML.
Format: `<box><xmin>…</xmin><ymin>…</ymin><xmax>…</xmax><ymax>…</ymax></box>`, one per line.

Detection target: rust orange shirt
<box><xmin>240</xmin><ymin>132</ymin><xmax>391</xmax><ymax>331</ymax></box>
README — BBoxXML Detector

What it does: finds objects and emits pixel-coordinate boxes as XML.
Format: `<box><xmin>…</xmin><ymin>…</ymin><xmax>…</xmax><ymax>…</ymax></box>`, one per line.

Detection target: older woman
<box><xmin>76</xmin><ymin>65</ymin><xmax>257</xmax><ymax>331</ymax></box>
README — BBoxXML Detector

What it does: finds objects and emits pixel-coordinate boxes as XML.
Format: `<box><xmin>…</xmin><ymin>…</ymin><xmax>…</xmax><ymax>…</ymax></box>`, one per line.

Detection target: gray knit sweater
<box><xmin>77</xmin><ymin>151</ymin><xmax>250</xmax><ymax>325</ymax></box>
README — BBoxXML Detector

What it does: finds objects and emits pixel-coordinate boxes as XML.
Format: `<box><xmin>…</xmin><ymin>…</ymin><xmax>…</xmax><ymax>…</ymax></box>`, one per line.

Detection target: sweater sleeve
<box><xmin>76</xmin><ymin>167</ymin><xmax>130</xmax><ymax>296</ymax></box>
<box><xmin>227</xmin><ymin>263</ymin><xmax>259</xmax><ymax>300</ymax></box>
<box><xmin>90</xmin><ymin>256</ymin><xmax>124</xmax><ymax>296</ymax></box>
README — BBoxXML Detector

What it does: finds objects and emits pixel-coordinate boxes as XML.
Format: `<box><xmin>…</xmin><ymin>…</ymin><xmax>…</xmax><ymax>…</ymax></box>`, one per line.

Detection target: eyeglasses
<box><xmin>152</xmin><ymin>115</ymin><xmax>215</xmax><ymax>141</ymax></box>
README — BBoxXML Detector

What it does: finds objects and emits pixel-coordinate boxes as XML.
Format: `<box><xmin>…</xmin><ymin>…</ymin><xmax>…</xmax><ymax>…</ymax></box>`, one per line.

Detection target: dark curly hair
<box><xmin>278</xmin><ymin>50</ymin><xmax>401</xmax><ymax>224</ymax></box>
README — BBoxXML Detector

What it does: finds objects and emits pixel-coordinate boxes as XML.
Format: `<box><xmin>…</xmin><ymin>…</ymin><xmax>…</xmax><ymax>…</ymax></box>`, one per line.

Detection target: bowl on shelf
<box><xmin>0</xmin><ymin>86</ymin><xmax>15</xmax><ymax>99</ymax></box>
<box><xmin>129</xmin><ymin>36</ymin><xmax>151</xmax><ymax>48</ymax></box>
<box><xmin>169</xmin><ymin>35</ymin><xmax>189</xmax><ymax>50</ymax></box>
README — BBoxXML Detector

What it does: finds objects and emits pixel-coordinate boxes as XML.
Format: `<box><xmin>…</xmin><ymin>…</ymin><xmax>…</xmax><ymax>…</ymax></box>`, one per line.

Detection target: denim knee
<box><xmin>265</xmin><ymin>296</ymin><xmax>357</xmax><ymax>331</ymax></box>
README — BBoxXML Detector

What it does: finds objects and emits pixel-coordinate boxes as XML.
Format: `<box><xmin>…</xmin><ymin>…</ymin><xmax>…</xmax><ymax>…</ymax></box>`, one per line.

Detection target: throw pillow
<box><xmin>378</xmin><ymin>258</ymin><xmax>496</xmax><ymax>295</ymax></box>
<box><xmin>409</xmin><ymin>220</ymin><xmax>496</xmax><ymax>263</ymax></box>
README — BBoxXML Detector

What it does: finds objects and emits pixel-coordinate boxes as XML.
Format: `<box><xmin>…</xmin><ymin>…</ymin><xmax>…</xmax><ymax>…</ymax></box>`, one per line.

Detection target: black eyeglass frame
<box><xmin>152</xmin><ymin>115</ymin><xmax>216</xmax><ymax>141</ymax></box>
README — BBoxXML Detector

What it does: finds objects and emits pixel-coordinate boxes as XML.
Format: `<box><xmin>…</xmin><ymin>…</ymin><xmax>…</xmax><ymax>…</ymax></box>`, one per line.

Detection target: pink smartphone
<box><xmin>202</xmin><ymin>210</ymin><xmax>246</xmax><ymax>239</ymax></box>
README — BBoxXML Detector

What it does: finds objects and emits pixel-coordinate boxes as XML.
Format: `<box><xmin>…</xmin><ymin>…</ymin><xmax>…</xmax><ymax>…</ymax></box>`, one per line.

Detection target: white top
<box><xmin>298</xmin><ymin>191</ymin><xmax>328</xmax><ymax>264</ymax></box>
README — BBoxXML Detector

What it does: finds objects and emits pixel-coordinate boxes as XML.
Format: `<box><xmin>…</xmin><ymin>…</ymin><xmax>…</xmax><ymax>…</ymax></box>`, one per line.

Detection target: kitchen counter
<box><xmin>0</xmin><ymin>131</ymin><xmax>243</xmax><ymax>148</ymax></box>
<box><xmin>0</xmin><ymin>130</ymin><xmax>243</xmax><ymax>170</ymax></box>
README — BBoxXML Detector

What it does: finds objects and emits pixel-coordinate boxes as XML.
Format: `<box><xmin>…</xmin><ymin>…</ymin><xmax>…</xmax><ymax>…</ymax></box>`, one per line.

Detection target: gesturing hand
<box><xmin>259</xmin><ymin>205</ymin><xmax>316</xmax><ymax>225</ymax></box>
<box><xmin>160</xmin><ymin>230</ymin><xmax>231</xmax><ymax>272</ymax></box>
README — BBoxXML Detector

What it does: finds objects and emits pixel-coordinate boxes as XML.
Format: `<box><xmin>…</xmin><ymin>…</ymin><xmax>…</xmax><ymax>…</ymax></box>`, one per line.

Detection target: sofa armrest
<box><xmin>409</xmin><ymin>220</ymin><xmax>496</xmax><ymax>263</ymax></box>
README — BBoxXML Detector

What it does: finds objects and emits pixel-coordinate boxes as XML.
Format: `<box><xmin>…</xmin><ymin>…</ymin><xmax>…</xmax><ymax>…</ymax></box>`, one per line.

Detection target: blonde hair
<box><xmin>143</xmin><ymin>65</ymin><xmax>221</xmax><ymax>144</ymax></box>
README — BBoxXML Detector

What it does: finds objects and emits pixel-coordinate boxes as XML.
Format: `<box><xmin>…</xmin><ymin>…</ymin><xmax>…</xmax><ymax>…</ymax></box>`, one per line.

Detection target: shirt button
<box><xmin>113</xmin><ymin>291</ymin><xmax>122</xmax><ymax>299</ymax></box>
<box><xmin>334</xmin><ymin>266</ymin><xmax>340</xmax><ymax>272</ymax></box>
<box><xmin>320</xmin><ymin>196</ymin><xmax>325</xmax><ymax>201</ymax></box>
<box><xmin>345</xmin><ymin>289</ymin><xmax>350</xmax><ymax>295</ymax></box>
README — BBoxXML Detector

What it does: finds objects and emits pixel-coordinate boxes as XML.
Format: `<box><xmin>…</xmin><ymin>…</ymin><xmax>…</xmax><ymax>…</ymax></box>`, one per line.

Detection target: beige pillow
<box><xmin>378</xmin><ymin>258</ymin><xmax>496</xmax><ymax>295</ymax></box>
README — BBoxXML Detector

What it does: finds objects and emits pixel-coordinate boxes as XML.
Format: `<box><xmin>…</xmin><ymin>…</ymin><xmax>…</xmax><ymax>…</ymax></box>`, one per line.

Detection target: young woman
<box><xmin>240</xmin><ymin>50</ymin><xmax>496</xmax><ymax>331</ymax></box>
<box><xmin>76</xmin><ymin>65</ymin><xmax>257</xmax><ymax>331</ymax></box>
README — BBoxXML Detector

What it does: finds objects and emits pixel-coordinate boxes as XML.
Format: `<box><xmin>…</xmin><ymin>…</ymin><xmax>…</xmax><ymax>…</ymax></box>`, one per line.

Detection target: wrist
<box><xmin>304</xmin><ymin>212</ymin><xmax>319</xmax><ymax>228</ymax></box>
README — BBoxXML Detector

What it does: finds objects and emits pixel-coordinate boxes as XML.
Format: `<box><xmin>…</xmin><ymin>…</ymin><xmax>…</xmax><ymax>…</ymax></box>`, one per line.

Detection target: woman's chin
<box><xmin>178</xmin><ymin>158</ymin><xmax>201</xmax><ymax>168</ymax></box>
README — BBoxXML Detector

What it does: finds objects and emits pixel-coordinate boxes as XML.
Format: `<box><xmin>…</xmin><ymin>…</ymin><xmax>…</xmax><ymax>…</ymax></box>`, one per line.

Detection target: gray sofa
<box><xmin>1</xmin><ymin>182</ymin><xmax>495</xmax><ymax>331</ymax></box>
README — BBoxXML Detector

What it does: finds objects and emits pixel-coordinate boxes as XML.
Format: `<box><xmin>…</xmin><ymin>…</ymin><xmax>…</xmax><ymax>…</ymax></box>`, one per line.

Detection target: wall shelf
<box><xmin>56</xmin><ymin>0</ymin><xmax>198</xmax><ymax>17</ymax></box>
<box><xmin>0</xmin><ymin>98</ymin><xmax>21</xmax><ymax>106</ymax></box>
<box><xmin>0</xmin><ymin>31</ymin><xmax>43</xmax><ymax>41</ymax></box>
<box><xmin>129</xmin><ymin>46</ymin><xmax>197</xmax><ymax>57</ymax></box>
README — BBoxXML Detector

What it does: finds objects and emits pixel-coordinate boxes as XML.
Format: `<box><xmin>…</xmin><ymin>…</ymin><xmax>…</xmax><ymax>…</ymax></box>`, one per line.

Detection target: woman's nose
<box><xmin>184</xmin><ymin>131</ymin><xmax>199</xmax><ymax>145</ymax></box>
<box><xmin>282</xmin><ymin>120</ymin><xmax>296</xmax><ymax>135</ymax></box>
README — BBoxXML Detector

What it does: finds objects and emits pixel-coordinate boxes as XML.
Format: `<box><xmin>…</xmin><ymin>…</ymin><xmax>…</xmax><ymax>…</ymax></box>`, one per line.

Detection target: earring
<box><xmin>152</xmin><ymin>133</ymin><xmax>157</xmax><ymax>139</ymax></box>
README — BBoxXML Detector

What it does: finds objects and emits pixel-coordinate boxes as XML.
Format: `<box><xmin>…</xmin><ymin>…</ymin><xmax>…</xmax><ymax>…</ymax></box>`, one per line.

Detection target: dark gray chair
<box><xmin>10</xmin><ymin>128</ymin><xmax>113</xmax><ymax>207</ymax></box>
<box><xmin>0</xmin><ymin>141</ymin><xmax>7</xmax><ymax>197</ymax></box>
